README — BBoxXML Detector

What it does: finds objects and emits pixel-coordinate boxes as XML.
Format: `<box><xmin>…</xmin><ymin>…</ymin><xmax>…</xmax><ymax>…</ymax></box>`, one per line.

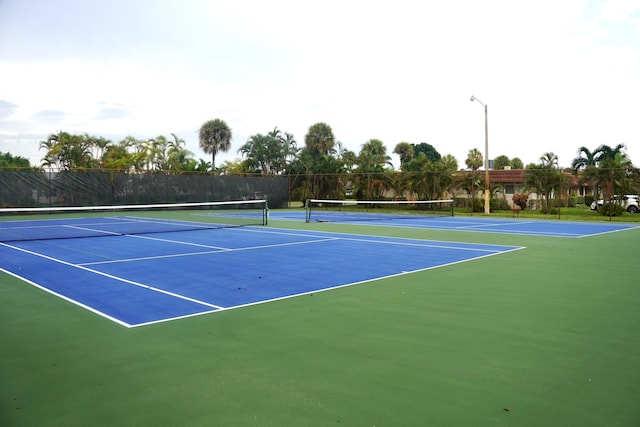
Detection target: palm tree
<box><xmin>524</xmin><ymin>152</ymin><xmax>561</xmax><ymax>214</ymax></box>
<box><xmin>579</xmin><ymin>144</ymin><xmax>627</xmax><ymax>199</ymax></box>
<box><xmin>571</xmin><ymin>146</ymin><xmax>597</xmax><ymax>171</ymax></box>
<box><xmin>239</xmin><ymin>133</ymin><xmax>269</xmax><ymax>174</ymax></box>
<box><xmin>199</xmin><ymin>119</ymin><xmax>232</xmax><ymax>170</ymax></box>
<box><xmin>304</xmin><ymin>122</ymin><xmax>335</xmax><ymax>156</ymax></box>
<box><xmin>39</xmin><ymin>131</ymin><xmax>94</xmax><ymax>171</ymax></box>
<box><xmin>596</xmin><ymin>145</ymin><xmax>632</xmax><ymax>203</ymax></box>
<box><xmin>341</xmin><ymin>149</ymin><xmax>357</xmax><ymax>172</ymax></box>
<box><xmin>147</xmin><ymin>135</ymin><xmax>169</xmax><ymax>171</ymax></box>
<box><xmin>194</xmin><ymin>159</ymin><xmax>211</xmax><ymax>172</ymax></box>
<box><xmin>102</xmin><ymin>140</ymin><xmax>135</xmax><ymax>172</ymax></box>
<box><xmin>166</xmin><ymin>134</ymin><xmax>194</xmax><ymax>173</ymax></box>
<box><xmin>594</xmin><ymin>144</ymin><xmax>626</xmax><ymax>165</ymax></box>
<box><xmin>393</xmin><ymin>142</ymin><xmax>414</xmax><ymax>167</ymax></box>
<box><xmin>267</xmin><ymin>127</ymin><xmax>298</xmax><ymax>174</ymax></box>
<box><xmin>356</xmin><ymin>139</ymin><xmax>391</xmax><ymax>173</ymax></box>
<box><xmin>83</xmin><ymin>134</ymin><xmax>111</xmax><ymax>169</ymax></box>
<box><xmin>493</xmin><ymin>155</ymin><xmax>510</xmax><ymax>169</ymax></box>
<box><xmin>540</xmin><ymin>152</ymin><xmax>558</xmax><ymax>168</ymax></box>
<box><xmin>239</xmin><ymin>127</ymin><xmax>297</xmax><ymax>175</ymax></box>
<box><xmin>510</xmin><ymin>157</ymin><xmax>524</xmax><ymax>169</ymax></box>
<box><xmin>439</xmin><ymin>154</ymin><xmax>458</xmax><ymax>170</ymax></box>
<box><xmin>465</xmin><ymin>148</ymin><xmax>483</xmax><ymax>170</ymax></box>
<box><xmin>453</xmin><ymin>171</ymin><xmax>483</xmax><ymax>212</ymax></box>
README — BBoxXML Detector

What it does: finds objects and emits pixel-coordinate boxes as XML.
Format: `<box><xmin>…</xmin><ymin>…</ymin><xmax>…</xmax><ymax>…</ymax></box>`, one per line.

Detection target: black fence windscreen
<box><xmin>0</xmin><ymin>171</ymin><xmax>288</xmax><ymax>209</ymax></box>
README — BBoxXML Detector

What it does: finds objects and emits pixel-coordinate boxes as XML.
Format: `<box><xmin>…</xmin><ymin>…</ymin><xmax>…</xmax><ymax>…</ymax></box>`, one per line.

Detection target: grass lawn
<box><xmin>1</xmin><ymin>214</ymin><xmax>639</xmax><ymax>426</ymax></box>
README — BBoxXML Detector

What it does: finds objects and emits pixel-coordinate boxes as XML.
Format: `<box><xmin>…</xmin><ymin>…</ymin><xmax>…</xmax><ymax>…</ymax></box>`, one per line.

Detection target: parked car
<box><xmin>590</xmin><ymin>195</ymin><xmax>640</xmax><ymax>213</ymax></box>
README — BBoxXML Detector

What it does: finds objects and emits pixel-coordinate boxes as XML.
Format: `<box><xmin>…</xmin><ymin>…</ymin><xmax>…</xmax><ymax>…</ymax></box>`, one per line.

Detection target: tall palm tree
<box><xmin>357</xmin><ymin>139</ymin><xmax>391</xmax><ymax>173</ymax></box>
<box><xmin>594</xmin><ymin>143</ymin><xmax>626</xmax><ymax>165</ymax></box>
<box><xmin>580</xmin><ymin>144</ymin><xmax>627</xmax><ymax>199</ymax></box>
<box><xmin>439</xmin><ymin>154</ymin><xmax>459</xmax><ymax>170</ymax></box>
<box><xmin>166</xmin><ymin>133</ymin><xmax>193</xmax><ymax>172</ymax></box>
<box><xmin>304</xmin><ymin>122</ymin><xmax>335</xmax><ymax>156</ymax></box>
<box><xmin>595</xmin><ymin>145</ymin><xmax>631</xmax><ymax>201</ymax></box>
<box><xmin>199</xmin><ymin>119</ymin><xmax>232</xmax><ymax>170</ymax></box>
<box><xmin>39</xmin><ymin>131</ymin><xmax>94</xmax><ymax>170</ymax></box>
<box><xmin>148</xmin><ymin>135</ymin><xmax>169</xmax><ymax>171</ymax></box>
<box><xmin>271</xmin><ymin>128</ymin><xmax>298</xmax><ymax>168</ymax></box>
<box><xmin>540</xmin><ymin>152</ymin><xmax>558</xmax><ymax>168</ymax></box>
<box><xmin>393</xmin><ymin>142</ymin><xmax>414</xmax><ymax>167</ymax></box>
<box><xmin>524</xmin><ymin>152</ymin><xmax>561</xmax><ymax>214</ymax></box>
<box><xmin>571</xmin><ymin>146</ymin><xmax>597</xmax><ymax>171</ymax></box>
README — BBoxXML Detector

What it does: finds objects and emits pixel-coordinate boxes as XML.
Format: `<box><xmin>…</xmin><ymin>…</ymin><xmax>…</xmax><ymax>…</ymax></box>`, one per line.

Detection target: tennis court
<box><xmin>0</xmin><ymin>215</ymin><xmax>521</xmax><ymax>327</ymax></box>
<box><xmin>271</xmin><ymin>210</ymin><xmax>639</xmax><ymax>237</ymax></box>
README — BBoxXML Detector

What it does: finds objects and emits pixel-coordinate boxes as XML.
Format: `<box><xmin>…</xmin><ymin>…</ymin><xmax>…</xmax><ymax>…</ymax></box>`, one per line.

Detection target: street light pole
<box><xmin>470</xmin><ymin>95</ymin><xmax>490</xmax><ymax>214</ymax></box>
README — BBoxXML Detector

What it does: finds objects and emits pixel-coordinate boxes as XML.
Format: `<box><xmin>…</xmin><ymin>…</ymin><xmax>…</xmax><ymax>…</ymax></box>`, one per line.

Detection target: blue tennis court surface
<box><xmin>0</xmin><ymin>219</ymin><xmax>522</xmax><ymax>327</ymax></box>
<box><xmin>268</xmin><ymin>211</ymin><xmax>639</xmax><ymax>237</ymax></box>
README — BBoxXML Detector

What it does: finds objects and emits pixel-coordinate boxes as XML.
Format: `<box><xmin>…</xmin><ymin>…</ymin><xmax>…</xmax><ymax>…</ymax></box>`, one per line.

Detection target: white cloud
<box><xmin>599</xmin><ymin>0</ymin><xmax>640</xmax><ymax>23</ymax></box>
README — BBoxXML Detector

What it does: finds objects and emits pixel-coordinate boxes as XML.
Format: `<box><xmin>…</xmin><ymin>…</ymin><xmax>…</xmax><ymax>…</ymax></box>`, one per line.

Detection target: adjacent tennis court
<box><xmin>271</xmin><ymin>210</ymin><xmax>638</xmax><ymax>237</ymax></box>
<box><xmin>0</xmin><ymin>215</ymin><xmax>521</xmax><ymax>327</ymax></box>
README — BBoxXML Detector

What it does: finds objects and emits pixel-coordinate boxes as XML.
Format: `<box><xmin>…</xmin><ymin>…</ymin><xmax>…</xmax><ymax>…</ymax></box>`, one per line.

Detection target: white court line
<box><xmin>79</xmin><ymin>236</ymin><xmax>340</xmax><ymax>265</ymax></box>
<box><xmin>116</xmin><ymin>215</ymin><xmax>239</xmax><ymax>229</ymax></box>
<box><xmin>226</xmin><ymin>225</ymin><xmax>524</xmax><ymax>250</ymax></box>
<box><xmin>331</xmin><ymin>219</ymin><xmax>589</xmax><ymax>237</ymax></box>
<box><xmin>335</xmin><ymin>236</ymin><xmax>506</xmax><ymax>253</ymax></box>
<box><xmin>457</xmin><ymin>221</ymin><xmax>535</xmax><ymax>229</ymax></box>
<box><xmin>128</xmin><ymin>233</ymin><xmax>231</xmax><ymax>250</ymax></box>
<box><xmin>0</xmin><ymin>219</ymin><xmax>135</xmax><ymax>232</ymax></box>
<box><xmin>575</xmin><ymin>224</ymin><xmax>640</xmax><ymax>239</ymax></box>
<box><xmin>64</xmin><ymin>224</ymin><xmax>123</xmax><ymax>236</ymax></box>
<box><xmin>80</xmin><ymin>249</ymin><xmax>228</xmax><ymax>266</ymax></box>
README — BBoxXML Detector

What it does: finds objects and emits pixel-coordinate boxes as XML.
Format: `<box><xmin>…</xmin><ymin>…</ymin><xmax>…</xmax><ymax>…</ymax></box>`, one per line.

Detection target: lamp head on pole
<box><xmin>470</xmin><ymin>95</ymin><xmax>485</xmax><ymax>106</ymax></box>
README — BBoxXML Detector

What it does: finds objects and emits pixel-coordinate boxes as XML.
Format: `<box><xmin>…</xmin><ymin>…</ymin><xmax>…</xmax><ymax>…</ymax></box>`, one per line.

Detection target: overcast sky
<box><xmin>1</xmin><ymin>0</ymin><xmax>639</xmax><ymax>169</ymax></box>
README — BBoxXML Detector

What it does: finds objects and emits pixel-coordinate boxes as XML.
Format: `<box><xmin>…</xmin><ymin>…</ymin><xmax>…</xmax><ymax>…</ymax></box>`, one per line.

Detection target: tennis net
<box><xmin>0</xmin><ymin>200</ymin><xmax>268</xmax><ymax>243</ymax></box>
<box><xmin>305</xmin><ymin>199</ymin><xmax>454</xmax><ymax>223</ymax></box>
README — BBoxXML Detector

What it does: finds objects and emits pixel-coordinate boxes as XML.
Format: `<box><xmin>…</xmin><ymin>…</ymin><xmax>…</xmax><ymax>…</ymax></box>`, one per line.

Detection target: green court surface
<box><xmin>1</xmin><ymin>216</ymin><xmax>639</xmax><ymax>426</ymax></box>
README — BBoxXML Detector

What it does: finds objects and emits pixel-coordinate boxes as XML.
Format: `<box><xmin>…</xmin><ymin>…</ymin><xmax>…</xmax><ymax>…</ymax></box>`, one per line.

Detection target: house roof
<box><xmin>487</xmin><ymin>169</ymin><xmax>525</xmax><ymax>183</ymax></box>
<box><xmin>487</xmin><ymin>169</ymin><xmax>585</xmax><ymax>187</ymax></box>
<box><xmin>459</xmin><ymin>169</ymin><xmax>585</xmax><ymax>187</ymax></box>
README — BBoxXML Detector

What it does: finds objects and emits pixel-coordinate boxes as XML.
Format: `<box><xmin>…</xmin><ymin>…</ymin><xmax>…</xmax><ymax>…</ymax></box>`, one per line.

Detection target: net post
<box><xmin>304</xmin><ymin>199</ymin><xmax>310</xmax><ymax>223</ymax></box>
<box><xmin>450</xmin><ymin>199</ymin><xmax>455</xmax><ymax>217</ymax></box>
<box><xmin>264</xmin><ymin>200</ymin><xmax>269</xmax><ymax>226</ymax></box>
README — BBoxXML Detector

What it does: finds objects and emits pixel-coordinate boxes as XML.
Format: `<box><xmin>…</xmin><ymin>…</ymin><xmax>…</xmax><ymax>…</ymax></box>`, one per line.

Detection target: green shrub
<box><xmin>470</xmin><ymin>198</ymin><xmax>484</xmax><ymax>212</ymax></box>
<box><xmin>491</xmin><ymin>198</ymin><xmax>510</xmax><ymax>211</ymax></box>
<box><xmin>600</xmin><ymin>202</ymin><xmax>624</xmax><ymax>217</ymax></box>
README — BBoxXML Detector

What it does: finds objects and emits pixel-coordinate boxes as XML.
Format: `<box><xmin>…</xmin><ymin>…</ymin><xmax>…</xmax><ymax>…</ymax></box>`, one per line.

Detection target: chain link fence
<box><xmin>2</xmin><ymin>168</ymin><xmax>639</xmax><ymax>212</ymax></box>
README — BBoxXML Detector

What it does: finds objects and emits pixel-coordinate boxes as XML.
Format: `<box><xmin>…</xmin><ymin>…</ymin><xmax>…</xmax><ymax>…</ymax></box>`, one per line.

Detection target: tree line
<box><xmin>1</xmin><ymin>118</ymin><xmax>637</xmax><ymax>214</ymax></box>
